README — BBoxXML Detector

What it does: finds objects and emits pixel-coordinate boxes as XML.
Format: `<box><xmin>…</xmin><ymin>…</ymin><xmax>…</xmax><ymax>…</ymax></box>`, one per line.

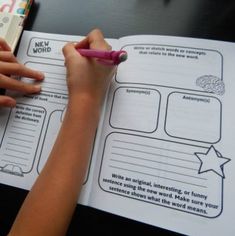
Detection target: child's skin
<box><xmin>0</xmin><ymin>29</ymin><xmax>115</xmax><ymax>236</ymax></box>
<box><xmin>0</xmin><ymin>38</ymin><xmax>44</xmax><ymax>107</ymax></box>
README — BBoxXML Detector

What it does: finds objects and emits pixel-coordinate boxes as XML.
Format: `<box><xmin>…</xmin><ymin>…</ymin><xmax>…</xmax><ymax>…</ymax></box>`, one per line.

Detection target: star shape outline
<box><xmin>194</xmin><ymin>145</ymin><xmax>230</xmax><ymax>178</ymax></box>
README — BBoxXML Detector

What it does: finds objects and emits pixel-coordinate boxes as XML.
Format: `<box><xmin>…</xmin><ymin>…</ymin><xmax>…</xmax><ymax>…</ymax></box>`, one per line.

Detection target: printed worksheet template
<box><xmin>0</xmin><ymin>31</ymin><xmax>235</xmax><ymax>236</ymax></box>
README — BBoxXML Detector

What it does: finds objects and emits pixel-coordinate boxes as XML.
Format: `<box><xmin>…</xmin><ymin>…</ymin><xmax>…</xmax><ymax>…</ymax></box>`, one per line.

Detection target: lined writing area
<box><xmin>99</xmin><ymin>133</ymin><xmax>223</xmax><ymax>217</ymax></box>
<box><xmin>110</xmin><ymin>141</ymin><xmax>206</xmax><ymax>188</ymax></box>
<box><xmin>0</xmin><ymin>104</ymin><xmax>45</xmax><ymax>176</ymax></box>
<box><xmin>107</xmin><ymin>136</ymin><xmax>205</xmax><ymax>188</ymax></box>
<box><xmin>23</xmin><ymin>62</ymin><xmax>67</xmax><ymax>95</ymax></box>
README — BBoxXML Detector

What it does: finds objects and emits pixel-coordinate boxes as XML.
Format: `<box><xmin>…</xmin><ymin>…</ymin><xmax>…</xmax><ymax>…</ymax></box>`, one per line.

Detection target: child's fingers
<box><xmin>0</xmin><ymin>51</ymin><xmax>18</xmax><ymax>62</ymax></box>
<box><xmin>0</xmin><ymin>62</ymin><xmax>44</xmax><ymax>80</ymax></box>
<box><xmin>0</xmin><ymin>95</ymin><xmax>16</xmax><ymax>107</ymax></box>
<box><xmin>62</xmin><ymin>42</ymin><xmax>82</xmax><ymax>59</ymax></box>
<box><xmin>0</xmin><ymin>38</ymin><xmax>11</xmax><ymax>51</ymax></box>
<box><xmin>76</xmin><ymin>29</ymin><xmax>111</xmax><ymax>51</ymax></box>
<box><xmin>88</xmin><ymin>29</ymin><xmax>111</xmax><ymax>50</ymax></box>
<box><xmin>62</xmin><ymin>43</ymin><xmax>84</xmax><ymax>70</ymax></box>
<box><xmin>0</xmin><ymin>73</ymin><xmax>41</xmax><ymax>94</ymax></box>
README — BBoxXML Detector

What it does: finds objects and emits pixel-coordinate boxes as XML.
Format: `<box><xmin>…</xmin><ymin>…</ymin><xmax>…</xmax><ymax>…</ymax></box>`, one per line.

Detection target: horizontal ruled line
<box><xmin>109</xmin><ymin>165</ymin><xmax>207</xmax><ymax>188</ymax></box>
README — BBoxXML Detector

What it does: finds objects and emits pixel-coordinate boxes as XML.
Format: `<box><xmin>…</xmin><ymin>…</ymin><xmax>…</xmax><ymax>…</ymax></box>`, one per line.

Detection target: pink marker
<box><xmin>77</xmin><ymin>49</ymin><xmax>128</xmax><ymax>65</ymax></box>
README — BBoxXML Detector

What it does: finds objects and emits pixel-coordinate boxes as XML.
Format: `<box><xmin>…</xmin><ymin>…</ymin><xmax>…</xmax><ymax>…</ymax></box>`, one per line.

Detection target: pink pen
<box><xmin>77</xmin><ymin>49</ymin><xmax>128</xmax><ymax>65</ymax></box>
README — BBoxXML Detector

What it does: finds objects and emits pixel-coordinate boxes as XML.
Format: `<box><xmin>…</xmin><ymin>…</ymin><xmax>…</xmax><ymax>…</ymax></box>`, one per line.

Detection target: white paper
<box><xmin>1</xmin><ymin>31</ymin><xmax>235</xmax><ymax>236</ymax></box>
<box><xmin>89</xmin><ymin>35</ymin><xmax>235</xmax><ymax>236</ymax></box>
<box><xmin>0</xmin><ymin>31</ymin><xmax>119</xmax><ymax>203</ymax></box>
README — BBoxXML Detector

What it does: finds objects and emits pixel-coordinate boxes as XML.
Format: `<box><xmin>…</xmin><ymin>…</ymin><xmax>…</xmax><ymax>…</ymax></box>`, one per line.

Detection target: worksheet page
<box><xmin>1</xmin><ymin>31</ymin><xmax>235</xmax><ymax>235</ymax></box>
<box><xmin>90</xmin><ymin>35</ymin><xmax>235</xmax><ymax>236</ymax></box>
<box><xmin>0</xmin><ymin>31</ymin><xmax>118</xmax><ymax>204</ymax></box>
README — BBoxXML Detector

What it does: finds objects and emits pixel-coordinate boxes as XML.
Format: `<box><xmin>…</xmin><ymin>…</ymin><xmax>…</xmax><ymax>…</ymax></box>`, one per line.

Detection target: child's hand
<box><xmin>62</xmin><ymin>29</ymin><xmax>116</xmax><ymax>108</ymax></box>
<box><xmin>0</xmin><ymin>38</ymin><xmax>44</xmax><ymax>107</ymax></box>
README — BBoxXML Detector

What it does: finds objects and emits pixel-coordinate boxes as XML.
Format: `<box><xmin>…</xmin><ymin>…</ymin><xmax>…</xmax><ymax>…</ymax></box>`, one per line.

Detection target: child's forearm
<box><xmin>8</xmin><ymin>95</ymin><xmax>101</xmax><ymax>236</ymax></box>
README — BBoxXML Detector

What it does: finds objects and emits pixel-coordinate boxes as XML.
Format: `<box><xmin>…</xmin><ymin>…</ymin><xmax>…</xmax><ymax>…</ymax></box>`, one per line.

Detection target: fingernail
<box><xmin>34</xmin><ymin>84</ymin><xmax>41</xmax><ymax>91</ymax></box>
<box><xmin>37</xmin><ymin>72</ymin><xmax>45</xmax><ymax>80</ymax></box>
<box><xmin>7</xmin><ymin>100</ymin><xmax>16</xmax><ymax>107</ymax></box>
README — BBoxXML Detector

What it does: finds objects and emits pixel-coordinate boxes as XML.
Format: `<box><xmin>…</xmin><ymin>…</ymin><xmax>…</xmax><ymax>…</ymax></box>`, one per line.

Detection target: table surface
<box><xmin>1</xmin><ymin>0</ymin><xmax>235</xmax><ymax>235</ymax></box>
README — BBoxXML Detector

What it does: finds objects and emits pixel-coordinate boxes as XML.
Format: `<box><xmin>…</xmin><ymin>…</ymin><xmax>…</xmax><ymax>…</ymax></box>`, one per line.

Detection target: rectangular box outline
<box><xmin>0</xmin><ymin>103</ymin><xmax>47</xmax><ymax>175</ymax></box>
<box><xmin>116</xmin><ymin>43</ymin><xmax>223</xmax><ymax>94</ymax></box>
<box><xmin>164</xmin><ymin>92</ymin><xmax>222</xmax><ymax>144</ymax></box>
<box><xmin>109</xmin><ymin>86</ymin><xmax>161</xmax><ymax>134</ymax></box>
<box><xmin>98</xmin><ymin>132</ymin><xmax>224</xmax><ymax>218</ymax></box>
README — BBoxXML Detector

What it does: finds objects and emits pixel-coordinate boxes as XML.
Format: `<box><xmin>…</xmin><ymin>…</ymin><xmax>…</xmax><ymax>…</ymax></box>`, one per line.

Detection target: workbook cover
<box><xmin>0</xmin><ymin>0</ymin><xmax>32</xmax><ymax>16</ymax></box>
<box><xmin>0</xmin><ymin>0</ymin><xmax>33</xmax><ymax>50</ymax></box>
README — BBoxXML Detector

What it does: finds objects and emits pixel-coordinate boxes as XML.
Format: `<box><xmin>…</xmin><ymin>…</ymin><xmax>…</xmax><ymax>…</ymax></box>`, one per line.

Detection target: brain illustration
<box><xmin>196</xmin><ymin>75</ymin><xmax>225</xmax><ymax>95</ymax></box>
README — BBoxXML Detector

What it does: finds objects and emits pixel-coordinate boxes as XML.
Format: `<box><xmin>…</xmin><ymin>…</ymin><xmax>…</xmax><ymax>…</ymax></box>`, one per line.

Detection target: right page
<box><xmin>89</xmin><ymin>35</ymin><xmax>235</xmax><ymax>236</ymax></box>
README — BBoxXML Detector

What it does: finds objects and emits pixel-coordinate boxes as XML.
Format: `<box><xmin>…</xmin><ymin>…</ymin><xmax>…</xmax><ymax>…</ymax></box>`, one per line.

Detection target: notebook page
<box><xmin>0</xmin><ymin>31</ymin><xmax>119</xmax><ymax>204</ymax></box>
<box><xmin>89</xmin><ymin>35</ymin><xmax>235</xmax><ymax>236</ymax></box>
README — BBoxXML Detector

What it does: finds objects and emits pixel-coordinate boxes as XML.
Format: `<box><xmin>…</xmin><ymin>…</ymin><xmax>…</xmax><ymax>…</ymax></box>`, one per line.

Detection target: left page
<box><xmin>0</xmin><ymin>31</ymin><xmax>118</xmax><ymax>204</ymax></box>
